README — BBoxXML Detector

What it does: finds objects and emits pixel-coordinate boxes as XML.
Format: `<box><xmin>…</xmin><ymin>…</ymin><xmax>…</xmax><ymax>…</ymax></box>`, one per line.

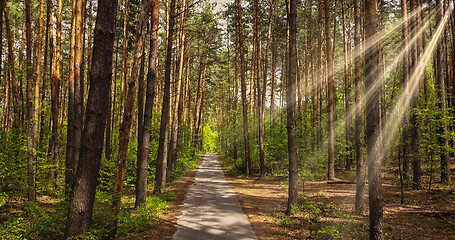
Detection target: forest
<box><xmin>0</xmin><ymin>0</ymin><xmax>454</xmax><ymax>239</ymax></box>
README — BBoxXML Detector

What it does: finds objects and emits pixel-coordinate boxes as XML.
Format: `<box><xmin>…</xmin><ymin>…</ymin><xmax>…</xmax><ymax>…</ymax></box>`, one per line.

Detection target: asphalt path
<box><xmin>173</xmin><ymin>154</ymin><xmax>258</xmax><ymax>240</ymax></box>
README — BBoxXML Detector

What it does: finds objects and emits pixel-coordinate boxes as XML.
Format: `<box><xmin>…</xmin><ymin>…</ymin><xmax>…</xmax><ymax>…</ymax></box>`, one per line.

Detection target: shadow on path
<box><xmin>173</xmin><ymin>154</ymin><xmax>258</xmax><ymax>240</ymax></box>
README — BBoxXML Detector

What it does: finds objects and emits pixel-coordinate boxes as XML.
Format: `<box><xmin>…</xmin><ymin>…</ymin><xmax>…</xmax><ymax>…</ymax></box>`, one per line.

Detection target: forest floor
<box><xmin>119</xmin><ymin>162</ymin><xmax>199</xmax><ymax>240</ymax></box>
<box><xmin>225</xmin><ymin>167</ymin><xmax>455</xmax><ymax>239</ymax></box>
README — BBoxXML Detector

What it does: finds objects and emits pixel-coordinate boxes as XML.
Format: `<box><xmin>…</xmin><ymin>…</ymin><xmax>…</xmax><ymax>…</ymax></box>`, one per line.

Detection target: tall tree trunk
<box><xmin>65</xmin><ymin>0</ymin><xmax>118</xmax><ymax>236</ymax></box>
<box><xmin>316</xmin><ymin>1</ymin><xmax>323</xmax><ymax>150</ymax></box>
<box><xmin>4</xmin><ymin>4</ymin><xmax>19</xmax><ymax>129</ymax></box>
<box><xmin>168</xmin><ymin>0</ymin><xmax>189</xmax><ymax>173</ymax></box>
<box><xmin>51</xmin><ymin>0</ymin><xmax>63</xmax><ymax>188</ymax></box>
<box><xmin>136</xmin><ymin>0</ymin><xmax>159</xmax><ymax>208</ymax></box>
<box><xmin>254</xmin><ymin>0</ymin><xmax>265</xmax><ymax>178</ymax></box>
<box><xmin>436</xmin><ymin>0</ymin><xmax>450</xmax><ymax>183</ymax></box>
<box><xmin>41</xmin><ymin>0</ymin><xmax>53</xmax><ymax>140</ymax></box>
<box><xmin>325</xmin><ymin>0</ymin><xmax>335</xmax><ymax>180</ymax></box>
<box><xmin>44</xmin><ymin>0</ymin><xmax>54</xmax><ymax>184</ymax></box>
<box><xmin>155</xmin><ymin>0</ymin><xmax>176</xmax><ymax>194</ymax></box>
<box><xmin>110</xmin><ymin>0</ymin><xmax>151</xmax><ymax>237</ymax></box>
<box><xmin>26</xmin><ymin>0</ymin><xmax>35</xmax><ymax>201</ymax></box>
<box><xmin>236</xmin><ymin>0</ymin><xmax>251</xmax><ymax>176</ymax></box>
<box><xmin>365</xmin><ymin>0</ymin><xmax>383</xmax><ymax>238</ymax></box>
<box><xmin>270</xmin><ymin>33</ymin><xmax>277</xmax><ymax>124</ymax></box>
<box><xmin>286</xmin><ymin>0</ymin><xmax>298</xmax><ymax>214</ymax></box>
<box><xmin>342</xmin><ymin>0</ymin><xmax>352</xmax><ymax>171</ymax></box>
<box><xmin>28</xmin><ymin>0</ymin><xmax>45</xmax><ymax>202</ymax></box>
<box><xmin>401</xmin><ymin>0</ymin><xmax>410</xmax><ymax>185</ymax></box>
<box><xmin>354</xmin><ymin>0</ymin><xmax>365</xmax><ymax>214</ymax></box>
<box><xmin>120</xmin><ymin>0</ymin><xmax>130</xmax><ymax>121</ymax></box>
<box><xmin>410</xmin><ymin>0</ymin><xmax>421</xmax><ymax>190</ymax></box>
<box><xmin>66</xmin><ymin>0</ymin><xmax>86</xmax><ymax>193</ymax></box>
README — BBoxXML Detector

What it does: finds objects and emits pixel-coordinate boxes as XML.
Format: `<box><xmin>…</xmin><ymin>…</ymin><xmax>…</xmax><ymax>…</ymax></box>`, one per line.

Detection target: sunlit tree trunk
<box><xmin>66</xmin><ymin>0</ymin><xmax>86</xmax><ymax>193</ymax></box>
<box><xmin>27</xmin><ymin>0</ymin><xmax>45</xmax><ymax>202</ymax></box>
<box><xmin>401</xmin><ymin>0</ymin><xmax>410</xmax><ymax>185</ymax></box>
<box><xmin>270</xmin><ymin>31</ymin><xmax>277</xmax><ymax>124</ymax></box>
<box><xmin>324</xmin><ymin>0</ymin><xmax>335</xmax><ymax>180</ymax></box>
<box><xmin>253</xmin><ymin>0</ymin><xmax>265</xmax><ymax>177</ymax></box>
<box><xmin>342</xmin><ymin>0</ymin><xmax>352</xmax><ymax>171</ymax></box>
<box><xmin>136</xmin><ymin>0</ymin><xmax>159</xmax><ymax>208</ymax></box>
<box><xmin>155</xmin><ymin>0</ymin><xmax>176</xmax><ymax>194</ymax></box>
<box><xmin>316</xmin><ymin>1</ymin><xmax>323</xmax><ymax>150</ymax></box>
<box><xmin>410</xmin><ymin>0</ymin><xmax>421</xmax><ymax>190</ymax></box>
<box><xmin>365</xmin><ymin>0</ymin><xmax>383</xmax><ymax>238</ymax></box>
<box><xmin>354</xmin><ymin>0</ymin><xmax>365</xmax><ymax>214</ymax></box>
<box><xmin>169</xmin><ymin>0</ymin><xmax>189</xmax><ymax>173</ymax></box>
<box><xmin>120</xmin><ymin>0</ymin><xmax>130</xmax><ymax>122</ymax></box>
<box><xmin>66</xmin><ymin>0</ymin><xmax>118</xmax><ymax>236</ymax></box>
<box><xmin>110</xmin><ymin>0</ymin><xmax>152</xmax><ymax>236</ymax></box>
<box><xmin>236</xmin><ymin>0</ymin><xmax>251</xmax><ymax>176</ymax></box>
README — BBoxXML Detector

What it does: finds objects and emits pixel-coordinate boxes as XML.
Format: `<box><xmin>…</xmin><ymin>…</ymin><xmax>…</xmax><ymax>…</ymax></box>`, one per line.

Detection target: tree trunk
<box><xmin>270</xmin><ymin>33</ymin><xmax>277</xmax><ymax>124</ymax></box>
<box><xmin>135</xmin><ymin>0</ymin><xmax>159</xmax><ymax>208</ymax></box>
<box><xmin>168</xmin><ymin>0</ymin><xmax>189</xmax><ymax>173</ymax></box>
<box><xmin>236</xmin><ymin>0</ymin><xmax>251</xmax><ymax>176</ymax></box>
<box><xmin>110</xmin><ymin>0</ymin><xmax>151</xmax><ymax>236</ymax></box>
<box><xmin>66</xmin><ymin>0</ymin><xmax>86</xmax><ymax>193</ymax></box>
<box><xmin>254</xmin><ymin>0</ymin><xmax>265</xmax><ymax>178</ymax></box>
<box><xmin>4</xmin><ymin>3</ymin><xmax>19</xmax><ymax>129</ymax></box>
<box><xmin>354</xmin><ymin>0</ymin><xmax>365</xmax><ymax>214</ymax></box>
<box><xmin>120</xmin><ymin>0</ymin><xmax>130</xmax><ymax>122</ymax></box>
<box><xmin>410</xmin><ymin>0</ymin><xmax>421</xmax><ymax>190</ymax></box>
<box><xmin>342</xmin><ymin>0</ymin><xmax>352</xmax><ymax>171</ymax></box>
<box><xmin>155</xmin><ymin>0</ymin><xmax>176</xmax><ymax>194</ymax></box>
<box><xmin>365</xmin><ymin>0</ymin><xmax>384</xmax><ymax>238</ymax></box>
<box><xmin>286</xmin><ymin>0</ymin><xmax>298</xmax><ymax>214</ymax></box>
<box><xmin>436</xmin><ymin>0</ymin><xmax>450</xmax><ymax>183</ymax></box>
<box><xmin>51</xmin><ymin>0</ymin><xmax>63</xmax><ymax>188</ymax></box>
<box><xmin>325</xmin><ymin>0</ymin><xmax>335</xmax><ymax>180</ymax></box>
<box><xmin>65</xmin><ymin>0</ymin><xmax>118</xmax><ymax>236</ymax></box>
<box><xmin>28</xmin><ymin>0</ymin><xmax>45</xmax><ymax>202</ymax></box>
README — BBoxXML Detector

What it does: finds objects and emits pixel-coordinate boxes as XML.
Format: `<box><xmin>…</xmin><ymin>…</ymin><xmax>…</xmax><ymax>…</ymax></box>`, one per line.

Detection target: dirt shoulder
<box><xmin>224</xmin><ymin>168</ymin><xmax>455</xmax><ymax>239</ymax></box>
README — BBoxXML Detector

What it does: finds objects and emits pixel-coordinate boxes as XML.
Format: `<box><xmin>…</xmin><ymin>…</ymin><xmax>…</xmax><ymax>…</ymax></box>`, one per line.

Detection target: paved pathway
<box><xmin>173</xmin><ymin>154</ymin><xmax>258</xmax><ymax>240</ymax></box>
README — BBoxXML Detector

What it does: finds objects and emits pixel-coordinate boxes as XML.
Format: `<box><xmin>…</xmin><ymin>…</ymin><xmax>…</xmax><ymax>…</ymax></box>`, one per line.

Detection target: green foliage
<box><xmin>117</xmin><ymin>196</ymin><xmax>167</xmax><ymax>236</ymax></box>
<box><xmin>0</xmin><ymin>200</ymin><xmax>68</xmax><ymax>240</ymax></box>
<box><xmin>202</xmin><ymin>124</ymin><xmax>217</xmax><ymax>153</ymax></box>
<box><xmin>317</xmin><ymin>226</ymin><xmax>342</xmax><ymax>240</ymax></box>
<box><xmin>0</xmin><ymin>130</ymin><xmax>28</xmax><ymax>205</ymax></box>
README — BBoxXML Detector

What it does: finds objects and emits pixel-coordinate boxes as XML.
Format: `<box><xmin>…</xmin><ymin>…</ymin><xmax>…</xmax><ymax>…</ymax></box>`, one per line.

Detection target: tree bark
<box><xmin>236</xmin><ymin>0</ymin><xmax>251</xmax><ymax>176</ymax></box>
<box><xmin>120</xmin><ymin>0</ymin><xmax>130</xmax><ymax>122</ymax></box>
<box><xmin>51</xmin><ymin>0</ymin><xmax>63</xmax><ymax>188</ymax></box>
<box><xmin>168</xmin><ymin>0</ymin><xmax>189</xmax><ymax>173</ymax></box>
<box><xmin>365</xmin><ymin>0</ymin><xmax>384</xmax><ymax>239</ymax></box>
<box><xmin>66</xmin><ymin>0</ymin><xmax>86</xmax><ymax>193</ymax></box>
<box><xmin>155</xmin><ymin>0</ymin><xmax>176</xmax><ymax>194</ymax></box>
<box><xmin>110</xmin><ymin>0</ymin><xmax>152</xmax><ymax>236</ymax></box>
<box><xmin>436</xmin><ymin>0</ymin><xmax>450</xmax><ymax>183</ymax></box>
<box><xmin>325</xmin><ymin>0</ymin><xmax>335</xmax><ymax>180</ymax></box>
<box><xmin>354</xmin><ymin>0</ymin><xmax>365</xmax><ymax>214</ymax></box>
<box><xmin>342</xmin><ymin>0</ymin><xmax>352</xmax><ymax>171</ymax></box>
<box><xmin>135</xmin><ymin>0</ymin><xmax>159</xmax><ymax>208</ymax></box>
<box><xmin>254</xmin><ymin>0</ymin><xmax>265</xmax><ymax>178</ymax></box>
<box><xmin>65</xmin><ymin>0</ymin><xmax>118</xmax><ymax>236</ymax></box>
<box><xmin>400</xmin><ymin>0</ymin><xmax>410</xmax><ymax>185</ymax></box>
<box><xmin>4</xmin><ymin>3</ymin><xmax>19</xmax><ymax>129</ymax></box>
<box><xmin>28</xmin><ymin>0</ymin><xmax>46</xmax><ymax>202</ymax></box>
<box><xmin>410</xmin><ymin>0</ymin><xmax>421</xmax><ymax>190</ymax></box>
<box><xmin>286</xmin><ymin>0</ymin><xmax>298</xmax><ymax>214</ymax></box>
